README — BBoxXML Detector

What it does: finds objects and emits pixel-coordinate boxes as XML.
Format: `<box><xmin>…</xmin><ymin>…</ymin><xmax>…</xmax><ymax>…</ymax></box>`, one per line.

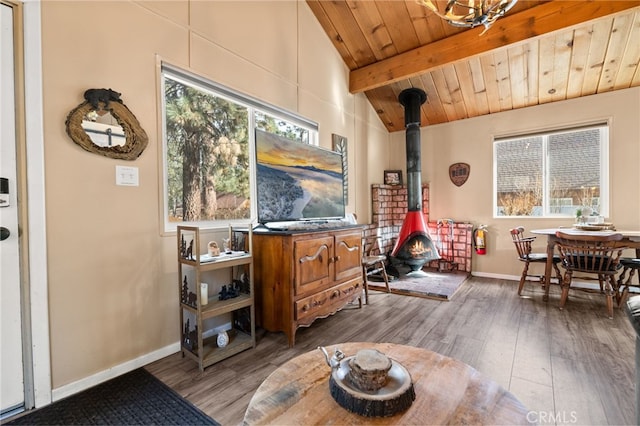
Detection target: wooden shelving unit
<box><xmin>177</xmin><ymin>225</ymin><xmax>255</xmax><ymax>371</ymax></box>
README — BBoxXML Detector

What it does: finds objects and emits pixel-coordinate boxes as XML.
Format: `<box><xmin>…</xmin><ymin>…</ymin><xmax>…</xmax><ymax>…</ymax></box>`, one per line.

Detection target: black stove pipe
<box><xmin>398</xmin><ymin>88</ymin><xmax>427</xmax><ymax>212</ymax></box>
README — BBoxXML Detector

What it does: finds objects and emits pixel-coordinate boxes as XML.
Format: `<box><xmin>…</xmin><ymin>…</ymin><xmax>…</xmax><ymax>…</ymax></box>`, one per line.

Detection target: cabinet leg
<box><xmin>287</xmin><ymin>326</ymin><xmax>296</xmax><ymax>348</ymax></box>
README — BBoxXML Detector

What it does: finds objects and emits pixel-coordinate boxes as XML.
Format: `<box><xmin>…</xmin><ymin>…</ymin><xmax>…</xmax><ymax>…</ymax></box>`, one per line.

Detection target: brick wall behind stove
<box><xmin>365</xmin><ymin>184</ymin><xmax>473</xmax><ymax>273</ymax></box>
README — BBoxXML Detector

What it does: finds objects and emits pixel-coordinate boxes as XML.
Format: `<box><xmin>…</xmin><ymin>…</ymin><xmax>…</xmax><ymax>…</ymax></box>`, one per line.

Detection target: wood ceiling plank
<box><xmin>454</xmin><ymin>60</ymin><xmax>481</xmax><ymax>118</ymax></box>
<box><xmin>313</xmin><ymin>0</ymin><xmax>378</xmax><ymax>68</ymax></box>
<box><xmin>431</xmin><ymin>67</ymin><xmax>459</xmax><ymax>121</ymax></box>
<box><xmin>537</xmin><ymin>33</ymin><xmax>556</xmax><ymax>104</ymax></box>
<box><xmin>364</xmin><ymin>94</ymin><xmax>397</xmax><ymax>131</ymax></box>
<box><xmin>306</xmin><ymin>0</ymin><xmax>359</xmax><ymax>70</ymax></box>
<box><xmin>494</xmin><ymin>49</ymin><xmax>513</xmax><ymax>111</ymax></box>
<box><xmin>480</xmin><ymin>52</ymin><xmax>502</xmax><ymax>114</ymax></box>
<box><xmin>442</xmin><ymin>64</ymin><xmax>469</xmax><ymax>120</ymax></box>
<box><xmin>549</xmin><ymin>30</ymin><xmax>574</xmax><ymax>101</ymax></box>
<box><xmin>466</xmin><ymin>56</ymin><xmax>490</xmax><ymax>116</ymax></box>
<box><xmin>598</xmin><ymin>12</ymin><xmax>635</xmax><ymax>92</ymax></box>
<box><xmin>581</xmin><ymin>18</ymin><xmax>614</xmax><ymax>95</ymax></box>
<box><xmin>507</xmin><ymin>44</ymin><xmax>527</xmax><ymax>109</ymax></box>
<box><xmin>349</xmin><ymin>2</ymin><xmax>640</xmax><ymax>93</ymax></box>
<box><xmin>366</xmin><ymin>86</ymin><xmax>406</xmax><ymax>131</ymax></box>
<box><xmin>377</xmin><ymin>1</ymin><xmax>421</xmax><ymax>54</ymax></box>
<box><xmin>403</xmin><ymin>0</ymin><xmax>448</xmax><ymax>45</ymax></box>
<box><xmin>614</xmin><ymin>11</ymin><xmax>640</xmax><ymax>89</ymax></box>
<box><xmin>346</xmin><ymin>0</ymin><xmax>397</xmax><ymax>60</ymax></box>
<box><xmin>415</xmin><ymin>73</ymin><xmax>449</xmax><ymax>124</ymax></box>
<box><xmin>566</xmin><ymin>24</ymin><xmax>594</xmax><ymax>99</ymax></box>
<box><xmin>524</xmin><ymin>40</ymin><xmax>540</xmax><ymax>106</ymax></box>
<box><xmin>632</xmin><ymin>62</ymin><xmax>640</xmax><ymax>86</ymax></box>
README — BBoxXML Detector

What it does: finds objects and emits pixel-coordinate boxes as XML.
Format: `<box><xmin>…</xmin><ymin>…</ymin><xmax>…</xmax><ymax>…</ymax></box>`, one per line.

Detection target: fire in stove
<box><xmin>409</xmin><ymin>239</ymin><xmax>428</xmax><ymax>257</ymax></box>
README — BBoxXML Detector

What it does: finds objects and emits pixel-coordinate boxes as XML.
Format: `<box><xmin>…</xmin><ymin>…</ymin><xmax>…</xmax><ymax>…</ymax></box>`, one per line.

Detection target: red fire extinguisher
<box><xmin>473</xmin><ymin>225</ymin><xmax>488</xmax><ymax>255</ymax></box>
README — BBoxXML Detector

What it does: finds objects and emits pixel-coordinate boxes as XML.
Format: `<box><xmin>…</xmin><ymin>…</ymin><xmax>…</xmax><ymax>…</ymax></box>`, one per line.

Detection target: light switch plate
<box><xmin>115</xmin><ymin>166</ymin><xmax>139</xmax><ymax>186</ymax></box>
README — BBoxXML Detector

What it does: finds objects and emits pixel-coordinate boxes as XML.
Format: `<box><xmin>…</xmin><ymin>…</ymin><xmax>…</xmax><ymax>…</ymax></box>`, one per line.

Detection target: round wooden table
<box><xmin>243</xmin><ymin>342</ymin><xmax>531</xmax><ymax>425</ymax></box>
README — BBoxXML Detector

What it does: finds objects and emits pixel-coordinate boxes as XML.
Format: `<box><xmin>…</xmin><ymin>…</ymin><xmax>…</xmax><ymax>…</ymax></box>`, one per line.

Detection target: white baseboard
<box><xmin>471</xmin><ymin>271</ymin><xmax>637</xmax><ymax>292</ymax></box>
<box><xmin>51</xmin><ymin>341</ymin><xmax>180</xmax><ymax>402</ymax></box>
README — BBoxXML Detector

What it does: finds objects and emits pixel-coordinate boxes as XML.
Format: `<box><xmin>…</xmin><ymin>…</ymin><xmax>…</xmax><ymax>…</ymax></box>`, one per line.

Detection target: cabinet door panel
<box><xmin>334</xmin><ymin>231</ymin><xmax>362</xmax><ymax>281</ymax></box>
<box><xmin>294</xmin><ymin>236</ymin><xmax>333</xmax><ymax>296</ymax></box>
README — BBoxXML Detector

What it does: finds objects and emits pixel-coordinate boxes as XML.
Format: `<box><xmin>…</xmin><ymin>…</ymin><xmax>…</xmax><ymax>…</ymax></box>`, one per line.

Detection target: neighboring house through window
<box><xmin>161</xmin><ymin>63</ymin><xmax>318</xmax><ymax>232</ymax></box>
<box><xmin>494</xmin><ymin>124</ymin><xmax>609</xmax><ymax>218</ymax></box>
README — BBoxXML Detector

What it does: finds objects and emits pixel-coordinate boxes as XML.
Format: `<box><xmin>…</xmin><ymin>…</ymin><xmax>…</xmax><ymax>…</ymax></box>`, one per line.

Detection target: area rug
<box><xmin>367</xmin><ymin>268</ymin><xmax>470</xmax><ymax>301</ymax></box>
<box><xmin>3</xmin><ymin>368</ymin><xmax>219</xmax><ymax>426</ymax></box>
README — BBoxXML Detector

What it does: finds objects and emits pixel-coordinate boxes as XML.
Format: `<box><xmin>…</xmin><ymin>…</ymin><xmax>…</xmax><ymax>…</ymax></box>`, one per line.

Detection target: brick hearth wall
<box><xmin>364</xmin><ymin>184</ymin><xmax>473</xmax><ymax>273</ymax></box>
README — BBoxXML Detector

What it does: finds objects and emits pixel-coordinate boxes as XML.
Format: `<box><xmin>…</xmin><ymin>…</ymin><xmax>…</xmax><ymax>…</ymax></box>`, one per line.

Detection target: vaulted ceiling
<box><xmin>306</xmin><ymin>1</ymin><xmax>640</xmax><ymax>131</ymax></box>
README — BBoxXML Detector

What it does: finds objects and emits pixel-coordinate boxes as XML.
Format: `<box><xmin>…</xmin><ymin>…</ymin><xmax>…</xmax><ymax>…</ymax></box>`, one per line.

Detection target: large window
<box><xmin>494</xmin><ymin>124</ymin><xmax>609</xmax><ymax>218</ymax></box>
<box><xmin>161</xmin><ymin>64</ymin><xmax>318</xmax><ymax>231</ymax></box>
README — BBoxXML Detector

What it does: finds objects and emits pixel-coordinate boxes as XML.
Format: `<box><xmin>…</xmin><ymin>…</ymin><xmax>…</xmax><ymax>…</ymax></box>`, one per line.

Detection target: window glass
<box><xmin>164</xmin><ymin>76</ymin><xmax>250</xmax><ymax>224</ymax></box>
<box><xmin>161</xmin><ymin>65</ymin><xmax>318</xmax><ymax>231</ymax></box>
<box><xmin>494</xmin><ymin>125</ymin><xmax>608</xmax><ymax>218</ymax></box>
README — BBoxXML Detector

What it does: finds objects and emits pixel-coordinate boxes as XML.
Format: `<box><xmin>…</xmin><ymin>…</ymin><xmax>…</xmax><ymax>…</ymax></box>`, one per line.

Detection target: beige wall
<box><xmin>390</xmin><ymin>87</ymin><xmax>640</xmax><ymax>278</ymax></box>
<box><xmin>40</xmin><ymin>0</ymin><xmax>389</xmax><ymax>389</ymax></box>
<box><xmin>39</xmin><ymin>0</ymin><xmax>639</xmax><ymax>392</ymax></box>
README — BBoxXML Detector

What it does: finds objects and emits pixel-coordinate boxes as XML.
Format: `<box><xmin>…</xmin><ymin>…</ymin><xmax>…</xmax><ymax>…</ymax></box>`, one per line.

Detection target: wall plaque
<box><xmin>449</xmin><ymin>163</ymin><xmax>470</xmax><ymax>187</ymax></box>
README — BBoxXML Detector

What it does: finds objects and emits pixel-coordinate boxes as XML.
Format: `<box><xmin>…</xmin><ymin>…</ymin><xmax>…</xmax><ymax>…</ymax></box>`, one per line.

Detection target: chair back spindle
<box><xmin>554</xmin><ymin>231</ymin><xmax>627</xmax><ymax>318</ymax></box>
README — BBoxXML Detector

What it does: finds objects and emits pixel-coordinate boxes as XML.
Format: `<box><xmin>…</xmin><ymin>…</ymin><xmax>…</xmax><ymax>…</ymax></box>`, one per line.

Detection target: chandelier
<box><xmin>418</xmin><ymin>0</ymin><xmax>518</xmax><ymax>34</ymax></box>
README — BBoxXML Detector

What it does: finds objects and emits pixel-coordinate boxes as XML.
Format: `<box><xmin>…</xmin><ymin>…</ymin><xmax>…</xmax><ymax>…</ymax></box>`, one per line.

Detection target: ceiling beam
<box><xmin>349</xmin><ymin>1</ymin><xmax>640</xmax><ymax>93</ymax></box>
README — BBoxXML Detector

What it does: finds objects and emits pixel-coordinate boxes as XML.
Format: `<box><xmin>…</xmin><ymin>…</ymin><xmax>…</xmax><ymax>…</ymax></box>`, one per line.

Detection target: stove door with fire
<box><xmin>294</xmin><ymin>235</ymin><xmax>334</xmax><ymax>297</ymax></box>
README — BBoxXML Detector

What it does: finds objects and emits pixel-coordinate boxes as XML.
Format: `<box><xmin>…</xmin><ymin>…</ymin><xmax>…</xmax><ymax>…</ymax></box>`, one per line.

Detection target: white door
<box><xmin>0</xmin><ymin>2</ymin><xmax>25</xmax><ymax>415</ymax></box>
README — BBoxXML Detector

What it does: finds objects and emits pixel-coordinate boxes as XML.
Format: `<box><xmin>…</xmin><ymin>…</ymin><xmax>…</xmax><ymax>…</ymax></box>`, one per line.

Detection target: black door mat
<box><xmin>3</xmin><ymin>368</ymin><xmax>219</xmax><ymax>425</ymax></box>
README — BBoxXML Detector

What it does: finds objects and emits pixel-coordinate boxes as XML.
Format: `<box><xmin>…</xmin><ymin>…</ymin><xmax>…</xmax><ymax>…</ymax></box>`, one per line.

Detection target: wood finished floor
<box><xmin>145</xmin><ymin>277</ymin><xmax>637</xmax><ymax>426</ymax></box>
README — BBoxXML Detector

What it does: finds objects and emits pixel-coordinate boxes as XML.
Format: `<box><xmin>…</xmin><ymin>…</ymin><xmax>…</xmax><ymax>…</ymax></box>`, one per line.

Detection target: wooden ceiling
<box><xmin>307</xmin><ymin>1</ymin><xmax>640</xmax><ymax>131</ymax></box>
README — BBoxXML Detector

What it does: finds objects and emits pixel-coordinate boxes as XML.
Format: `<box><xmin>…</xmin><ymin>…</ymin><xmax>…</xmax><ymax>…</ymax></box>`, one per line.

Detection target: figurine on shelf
<box><xmin>231</xmin><ymin>279</ymin><xmax>244</xmax><ymax>296</ymax></box>
<box><xmin>181</xmin><ymin>276</ymin><xmax>189</xmax><ymax>304</ymax></box>
<box><xmin>234</xmin><ymin>307</ymin><xmax>251</xmax><ymax>334</ymax></box>
<box><xmin>218</xmin><ymin>285</ymin><xmax>228</xmax><ymax>301</ymax></box>
<box><xmin>180</xmin><ymin>234</ymin><xmax>187</xmax><ymax>258</ymax></box>
<box><xmin>188</xmin><ymin>325</ymin><xmax>199</xmax><ymax>351</ymax></box>
<box><xmin>208</xmin><ymin>241</ymin><xmax>220</xmax><ymax>257</ymax></box>
<box><xmin>183</xmin><ymin>319</ymin><xmax>193</xmax><ymax>350</ymax></box>
<box><xmin>219</xmin><ymin>282</ymin><xmax>241</xmax><ymax>300</ymax></box>
<box><xmin>238</xmin><ymin>273</ymin><xmax>250</xmax><ymax>294</ymax></box>
<box><xmin>187</xmin><ymin>291</ymin><xmax>197</xmax><ymax>308</ymax></box>
<box><xmin>186</xmin><ymin>239</ymin><xmax>194</xmax><ymax>260</ymax></box>
<box><xmin>228</xmin><ymin>282</ymin><xmax>240</xmax><ymax>298</ymax></box>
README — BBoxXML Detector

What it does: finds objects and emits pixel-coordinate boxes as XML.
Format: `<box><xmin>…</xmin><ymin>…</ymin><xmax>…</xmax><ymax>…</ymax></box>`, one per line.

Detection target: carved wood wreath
<box><xmin>65</xmin><ymin>94</ymin><xmax>148</xmax><ymax>160</ymax></box>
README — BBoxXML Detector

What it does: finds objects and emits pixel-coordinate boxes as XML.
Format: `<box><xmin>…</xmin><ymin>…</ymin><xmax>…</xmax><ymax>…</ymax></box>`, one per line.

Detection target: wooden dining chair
<box><xmin>361</xmin><ymin>236</ymin><xmax>391</xmax><ymax>304</ymax></box>
<box><xmin>509</xmin><ymin>227</ymin><xmax>562</xmax><ymax>296</ymax></box>
<box><xmin>618</xmin><ymin>257</ymin><xmax>640</xmax><ymax>307</ymax></box>
<box><xmin>554</xmin><ymin>231</ymin><xmax>626</xmax><ymax>318</ymax></box>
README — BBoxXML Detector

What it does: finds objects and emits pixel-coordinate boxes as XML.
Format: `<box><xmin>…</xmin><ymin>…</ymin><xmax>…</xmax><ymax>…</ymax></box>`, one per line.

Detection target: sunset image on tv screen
<box><xmin>255</xmin><ymin>129</ymin><xmax>345</xmax><ymax>223</ymax></box>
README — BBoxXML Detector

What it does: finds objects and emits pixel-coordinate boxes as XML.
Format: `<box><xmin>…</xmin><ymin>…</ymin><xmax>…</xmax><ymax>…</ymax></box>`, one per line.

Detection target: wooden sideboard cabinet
<box><xmin>252</xmin><ymin>226</ymin><xmax>364</xmax><ymax>347</ymax></box>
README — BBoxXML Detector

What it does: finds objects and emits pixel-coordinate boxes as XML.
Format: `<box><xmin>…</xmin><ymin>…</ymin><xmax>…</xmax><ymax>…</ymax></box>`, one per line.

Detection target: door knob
<box><xmin>0</xmin><ymin>227</ymin><xmax>9</xmax><ymax>241</ymax></box>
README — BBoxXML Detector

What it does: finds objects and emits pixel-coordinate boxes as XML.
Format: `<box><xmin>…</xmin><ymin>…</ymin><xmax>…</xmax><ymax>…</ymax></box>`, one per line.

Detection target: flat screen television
<box><xmin>255</xmin><ymin>129</ymin><xmax>345</xmax><ymax>224</ymax></box>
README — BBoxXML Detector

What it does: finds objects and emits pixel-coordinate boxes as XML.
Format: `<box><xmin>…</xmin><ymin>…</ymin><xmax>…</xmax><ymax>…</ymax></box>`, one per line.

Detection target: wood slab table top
<box><xmin>243</xmin><ymin>342</ymin><xmax>531</xmax><ymax>425</ymax></box>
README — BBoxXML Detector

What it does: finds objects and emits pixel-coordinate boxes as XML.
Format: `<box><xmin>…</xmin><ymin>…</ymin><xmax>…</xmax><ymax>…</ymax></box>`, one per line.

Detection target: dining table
<box><xmin>530</xmin><ymin>228</ymin><xmax>640</xmax><ymax>301</ymax></box>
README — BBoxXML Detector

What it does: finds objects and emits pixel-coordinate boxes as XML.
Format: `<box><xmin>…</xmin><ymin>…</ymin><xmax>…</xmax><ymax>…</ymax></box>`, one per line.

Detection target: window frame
<box><xmin>493</xmin><ymin>123</ymin><xmax>609</xmax><ymax>219</ymax></box>
<box><xmin>160</xmin><ymin>63</ymin><xmax>319</xmax><ymax>233</ymax></box>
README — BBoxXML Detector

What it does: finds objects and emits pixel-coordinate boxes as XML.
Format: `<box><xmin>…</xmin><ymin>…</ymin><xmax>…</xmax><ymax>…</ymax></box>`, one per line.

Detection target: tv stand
<box><xmin>252</xmin><ymin>227</ymin><xmax>364</xmax><ymax>346</ymax></box>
